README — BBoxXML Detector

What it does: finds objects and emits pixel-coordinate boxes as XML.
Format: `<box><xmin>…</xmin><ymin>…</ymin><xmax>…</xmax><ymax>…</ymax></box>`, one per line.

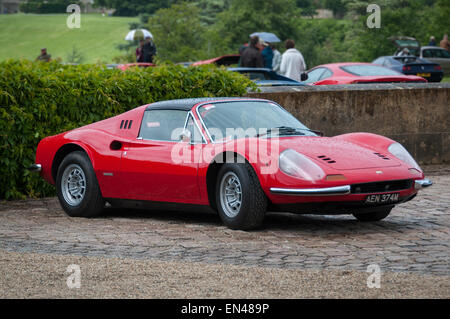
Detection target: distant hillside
<box><xmin>0</xmin><ymin>13</ymin><xmax>137</xmax><ymax>63</ymax></box>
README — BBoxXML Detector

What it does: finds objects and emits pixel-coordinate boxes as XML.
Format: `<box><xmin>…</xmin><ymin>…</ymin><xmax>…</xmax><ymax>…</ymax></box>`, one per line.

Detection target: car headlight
<box><xmin>388</xmin><ymin>142</ymin><xmax>422</xmax><ymax>171</ymax></box>
<box><xmin>279</xmin><ymin>149</ymin><xmax>325</xmax><ymax>181</ymax></box>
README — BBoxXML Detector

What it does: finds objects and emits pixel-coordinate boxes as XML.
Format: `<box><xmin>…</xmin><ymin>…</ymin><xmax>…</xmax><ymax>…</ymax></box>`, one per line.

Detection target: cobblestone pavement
<box><xmin>0</xmin><ymin>171</ymin><xmax>448</xmax><ymax>277</ymax></box>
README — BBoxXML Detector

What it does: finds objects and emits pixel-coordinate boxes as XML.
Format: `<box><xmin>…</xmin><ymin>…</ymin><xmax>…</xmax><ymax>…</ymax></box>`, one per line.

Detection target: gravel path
<box><xmin>1</xmin><ymin>250</ymin><xmax>448</xmax><ymax>298</ymax></box>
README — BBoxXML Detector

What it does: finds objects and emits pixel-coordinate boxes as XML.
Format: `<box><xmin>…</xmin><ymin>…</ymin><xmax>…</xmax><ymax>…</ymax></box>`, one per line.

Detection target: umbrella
<box><xmin>125</xmin><ymin>29</ymin><xmax>153</xmax><ymax>41</ymax></box>
<box><xmin>250</xmin><ymin>32</ymin><xmax>281</xmax><ymax>43</ymax></box>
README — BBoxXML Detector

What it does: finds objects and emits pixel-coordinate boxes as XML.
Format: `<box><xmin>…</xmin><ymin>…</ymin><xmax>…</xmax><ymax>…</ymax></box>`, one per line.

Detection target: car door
<box><xmin>119</xmin><ymin>109</ymin><xmax>203</xmax><ymax>204</ymax></box>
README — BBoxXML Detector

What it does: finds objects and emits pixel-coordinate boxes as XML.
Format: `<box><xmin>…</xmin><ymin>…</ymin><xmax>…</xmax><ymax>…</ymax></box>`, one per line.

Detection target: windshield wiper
<box><xmin>255</xmin><ymin>126</ymin><xmax>306</xmax><ymax>138</ymax></box>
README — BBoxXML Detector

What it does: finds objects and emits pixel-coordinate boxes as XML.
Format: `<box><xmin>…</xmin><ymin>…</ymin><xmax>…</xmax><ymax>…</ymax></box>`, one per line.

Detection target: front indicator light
<box><xmin>326</xmin><ymin>174</ymin><xmax>347</xmax><ymax>181</ymax></box>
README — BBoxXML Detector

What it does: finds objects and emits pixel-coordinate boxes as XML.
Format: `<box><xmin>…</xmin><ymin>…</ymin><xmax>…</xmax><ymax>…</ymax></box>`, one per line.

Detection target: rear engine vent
<box><xmin>120</xmin><ymin>120</ymin><xmax>133</xmax><ymax>130</ymax></box>
<box><xmin>351</xmin><ymin>179</ymin><xmax>413</xmax><ymax>194</ymax></box>
<box><xmin>374</xmin><ymin>152</ymin><xmax>390</xmax><ymax>160</ymax></box>
<box><xmin>317</xmin><ymin>155</ymin><xmax>336</xmax><ymax>164</ymax></box>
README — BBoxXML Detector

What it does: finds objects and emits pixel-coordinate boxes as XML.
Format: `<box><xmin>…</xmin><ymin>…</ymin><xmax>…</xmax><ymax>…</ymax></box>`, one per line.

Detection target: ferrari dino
<box><xmin>31</xmin><ymin>98</ymin><xmax>432</xmax><ymax>230</ymax></box>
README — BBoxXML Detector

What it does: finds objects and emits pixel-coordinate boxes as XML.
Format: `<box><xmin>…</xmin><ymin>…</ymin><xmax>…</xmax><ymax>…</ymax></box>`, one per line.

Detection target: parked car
<box><xmin>372</xmin><ymin>56</ymin><xmax>443</xmax><ymax>82</ymax></box>
<box><xmin>30</xmin><ymin>97</ymin><xmax>431</xmax><ymax>230</ymax></box>
<box><xmin>117</xmin><ymin>63</ymin><xmax>156</xmax><ymax>71</ymax></box>
<box><xmin>229</xmin><ymin>67</ymin><xmax>307</xmax><ymax>87</ymax></box>
<box><xmin>191</xmin><ymin>54</ymin><xmax>241</xmax><ymax>67</ymax></box>
<box><xmin>420</xmin><ymin>46</ymin><xmax>450</xmax><ymax>75</ymax></box>
<box><xmin>389</xmin><ymin>36</ymin><xmax>450</xmax><ymax>75</ymax></box>
<box><xmin>304</xmin><ymin>63</ymin><xmax>427</xmax><ymax>85</ymax></box>
<box><xmin>389</xmin><ymin>36</ymin><xmax>421</xmax><ymax>56</ymax></box>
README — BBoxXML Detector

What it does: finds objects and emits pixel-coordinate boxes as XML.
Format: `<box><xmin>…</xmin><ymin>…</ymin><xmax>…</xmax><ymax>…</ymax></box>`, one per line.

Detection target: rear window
<box><xmin>340</xmin><ymin>65</ymin><xmax>402</xmax><ymax>76</ymax></box>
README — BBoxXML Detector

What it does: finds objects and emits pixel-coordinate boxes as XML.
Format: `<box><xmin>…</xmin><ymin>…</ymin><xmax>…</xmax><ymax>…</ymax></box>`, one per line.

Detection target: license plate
<box><xmin>417</xmin><ymin>73</ymin><xmax>430</xmax><ymax>77</ymax></box>
<box><xmin>365</xmin><ymin>193</ymin><xmax>399</xmax><ymax>204</ymax></box>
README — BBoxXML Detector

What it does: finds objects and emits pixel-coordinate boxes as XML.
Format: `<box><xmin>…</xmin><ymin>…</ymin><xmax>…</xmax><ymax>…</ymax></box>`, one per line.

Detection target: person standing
<box><xmin>271</xmin><ymin>43</ymin><xmax>281</xmax><ymax>73</ymax></box>
<box><xmin>240</xmin><ymin>36</ymin><xmax>264</xmax><ymax>68</ymax></box>
<box><xmin>142</xmin><ymin>36</ymin><xmax>157</xmax><ymax>63</ymax></box>
<box><xmin>35</xmin><ymin>48</ymin><xmax>51</xmax><ymax>62</ymax></box>
<box><xmin>428</xmin><ymin>36</ymin><xmax>436</xmax><ymax>46</ymax></box>
<box><xmin>440</xmin><ymin>34</ymin><xmax>450</xmax><ymax>51</ymax></box>
<box><xmin>261</xmin><ymin>41</ymin><xmax>273</xmax><ymax>69</ymax></box>
<box><xmin>136</xmin><ymin>40</ymin><xmax>144</xmax><ymax>62</ymax></box>
<box><xmin>280</xmin><ymin>39</ymin><xmax>306</xmax><ymax>82</ymax></box>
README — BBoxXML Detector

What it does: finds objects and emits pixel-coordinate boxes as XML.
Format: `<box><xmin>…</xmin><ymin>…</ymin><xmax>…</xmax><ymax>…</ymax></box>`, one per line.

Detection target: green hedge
<box><xmin>0</xmin><ymin>60</ymin><xmax>256</xmax><ymax>199</ymax></box>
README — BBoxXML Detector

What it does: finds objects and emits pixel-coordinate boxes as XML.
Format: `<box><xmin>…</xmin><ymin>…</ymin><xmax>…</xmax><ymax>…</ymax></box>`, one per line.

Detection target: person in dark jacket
<box><xmin>240</xmin><ymin>36</ymin><xmax>263</xmax><ymax>68</ymax></box>
<box><xmin>142</xmin><ymin>36</ymin><xmax>157</xmax><ymax>63</ymax></box>
<box><xmin>136</xmin><ymin>40</ymin><xmax>144</xmax><ymax>62</ymax></box>
<box><xmin>261</xmin><ymin>41</ymin><xmax>273</xmax><ymax>69</ymax></box>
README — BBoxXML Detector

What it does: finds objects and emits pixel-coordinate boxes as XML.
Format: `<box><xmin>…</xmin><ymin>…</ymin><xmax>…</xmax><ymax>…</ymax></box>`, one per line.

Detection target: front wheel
<box><xmin>216</xmin><ymin>163</ymin><xmax>267</xmax><ymax>230</ymax></box>
<box><xmin>352</xmin><ymin>207</ymin><xmax>392</xmax><ymax>222</ymax></box>
<box><xmin>56</xmin><ymin>151</ymin><xmax>104</xmax><ymax>217</ymax></box>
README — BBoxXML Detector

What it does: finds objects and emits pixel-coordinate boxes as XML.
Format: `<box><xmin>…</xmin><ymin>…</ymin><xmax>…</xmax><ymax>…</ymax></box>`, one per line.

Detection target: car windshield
<box><xmin>341</xmin><ymin>64</ymin><xmax>402</xmax><ymax>76</ymax></box>
<box><xmin>198</xmin><ymin>101</ymin><xmax>315</xmax><ymax>142</ymax></box>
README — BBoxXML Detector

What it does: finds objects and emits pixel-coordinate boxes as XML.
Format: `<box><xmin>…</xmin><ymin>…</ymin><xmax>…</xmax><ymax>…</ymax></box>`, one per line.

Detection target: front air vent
<box><xmin>374</xmin><ymin>152</ymin><xmax>390</xmax><ymax>160</ymax></box>
<box><xmin>119</xmin><ymin>120</ymin><xmax>133</xmax><ymax>130</ymax></box>
<box><xmin>351</xmin><ymin>179</ymin><xmax>413</xmax><ymax>194</ymax></box>
<box><xmin>318</xmin><ymin>155</ymin><xmax>336</xmax><ymax>164</ymax></box>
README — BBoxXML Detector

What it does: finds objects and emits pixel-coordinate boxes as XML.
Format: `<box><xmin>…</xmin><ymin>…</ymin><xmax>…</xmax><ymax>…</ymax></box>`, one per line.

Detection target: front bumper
<box><xmin>270</xmin><ymin>185</ymin><xmax>351</xmax><ymax>196</ymax></box>
<box><xmin>28</xmin><ymin>164</ymin><xmax>42</xmax><ymax>172</ymax></box>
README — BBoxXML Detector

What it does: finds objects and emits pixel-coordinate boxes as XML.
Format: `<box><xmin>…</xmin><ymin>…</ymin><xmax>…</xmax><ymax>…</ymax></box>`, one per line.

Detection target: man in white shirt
<box><xmin>271</xmin><ymin>43</ymin><xmax>282</xmax><ymax>73</ymax></box>
<box><xmin>280</xmin><ymin>39</ymin><xmax>306</xmax><ymax>82</ymax></box>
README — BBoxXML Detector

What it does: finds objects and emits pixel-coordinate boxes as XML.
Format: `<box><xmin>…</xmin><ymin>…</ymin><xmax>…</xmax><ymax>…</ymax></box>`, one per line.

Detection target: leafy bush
<box><xmin>0</xmin><ymin>59</ymin><xmax>256</xmax><ymax>199</ymax></box>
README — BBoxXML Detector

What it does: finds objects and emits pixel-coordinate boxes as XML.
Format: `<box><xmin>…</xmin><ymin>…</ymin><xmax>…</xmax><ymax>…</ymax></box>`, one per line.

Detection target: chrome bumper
<box><xmin>270</xmin><ymin>185</ymin><xmax>351</xmax><ymax>196</ymax></box>
<box><xmin>28</xmin><ymin>164</ymin><xmax>42</xmax><ymax>172</ymax></box>
<box><xmin>414</xmin><ymin>178</ymin><xmax>433</xmax><ymax>189</ymax></box>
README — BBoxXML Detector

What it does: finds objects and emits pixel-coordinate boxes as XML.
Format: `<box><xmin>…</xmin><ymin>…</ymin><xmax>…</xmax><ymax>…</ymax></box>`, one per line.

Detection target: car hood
<box><xmin>277</xmin><ymin>136</ymin><xmax>401</xmax><ymax>170</ymax></box>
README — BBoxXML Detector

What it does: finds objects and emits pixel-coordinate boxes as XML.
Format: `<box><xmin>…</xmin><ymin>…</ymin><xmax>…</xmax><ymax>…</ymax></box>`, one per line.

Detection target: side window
<box><xmin>319</xmin><ymin>68</ymin><xmax>332</xmax><ymax>80</ymax></box>
<box><xmin>305</xmin><ymin>68</ymin><xmax>326</xmax><ymax>83</ymax></box>
<box><xmin>185</xmin><ymin>113</ymin><xmax>205</xmax><ymax>143</ymax></box>
<box><xmin>139</xmin><ymin>109</ymin><xmax>187</xmax><ymax>141</ymax></box>
<box><xmin>422</xmin><ymin>49</ymin><xmax>433</xmax><ymax>58</ymax></box>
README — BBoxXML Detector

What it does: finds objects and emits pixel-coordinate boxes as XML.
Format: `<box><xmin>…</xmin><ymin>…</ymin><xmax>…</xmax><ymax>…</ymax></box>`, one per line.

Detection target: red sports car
<box><xmin>31</xmin><ymin>98</ymin><xmax>431</xmax><ymax>230</ymax></box>
<box><xmin>304</xmin><ymin>62</ymin><xmax>427</xmax><ymax>85</ymax></box>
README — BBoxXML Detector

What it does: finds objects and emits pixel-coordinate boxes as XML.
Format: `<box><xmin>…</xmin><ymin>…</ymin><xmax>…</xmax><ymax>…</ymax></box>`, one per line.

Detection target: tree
<box><xmin>95</xmin><ymin>0</ymin><xmax>177</xmax><ymax>16</ymax></box>
<box><xmin>212</xmin><ymin>0</ymin><xmax>301</xmax><ymax>53</ymax></box>
<box><xmin>147</xmin><ymin>2</ymin><xmax>208</xmax><ymax>62</ymax></box>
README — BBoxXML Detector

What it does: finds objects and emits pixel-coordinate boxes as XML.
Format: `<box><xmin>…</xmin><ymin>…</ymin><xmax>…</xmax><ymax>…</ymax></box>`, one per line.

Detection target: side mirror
<box><xmin>179</xmin><ymin>129</ymin><xmax>191</xmax><ymax>143</ymax></box>
<box><xmin>300</xmin><ymin>72</ymin><xmax>308</xmax><ymax>82</ymax></box>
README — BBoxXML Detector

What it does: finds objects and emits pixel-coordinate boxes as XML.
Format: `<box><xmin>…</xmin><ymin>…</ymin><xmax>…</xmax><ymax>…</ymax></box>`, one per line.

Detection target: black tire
<box><xmin>56</xmin><ymin>151</ymin><xmax>104</xmax><ymax>217</ymax></box>
<box><xmin>215</xmin><ymin>163</ymin><xmax>267</xmax><ymax>230</ymax></box>
<box><xmin>352</xmin><ymin>207</ymin><xmax>392</xmax><ymax>222</ymax></box>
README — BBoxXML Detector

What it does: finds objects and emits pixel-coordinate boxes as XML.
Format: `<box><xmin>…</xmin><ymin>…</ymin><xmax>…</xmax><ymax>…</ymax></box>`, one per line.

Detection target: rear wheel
<box><xmin>352</xmin><ymin>207</ymin><xmax>392</xmax><ymax>222</ymax></box>
<box><xmin>56</xmin><ymin>151</ymin><xmax>104</xmax><ymax>217</ymax></box>
<box><xmin>216</xmin><ymin>163</ymin><xmax>267</xmax><ymax>230</ymax></box>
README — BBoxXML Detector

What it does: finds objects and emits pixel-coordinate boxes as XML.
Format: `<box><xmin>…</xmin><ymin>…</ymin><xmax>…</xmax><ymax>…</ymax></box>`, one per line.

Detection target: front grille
<box><xmin>351</xmin><ymin>179</ymin><xmax>413</xmax><ymax>194</ymax></box>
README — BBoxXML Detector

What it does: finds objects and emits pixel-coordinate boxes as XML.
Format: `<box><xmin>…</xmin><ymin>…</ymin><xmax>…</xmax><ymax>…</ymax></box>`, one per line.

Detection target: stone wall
<box><xmin>247</xmin><ymin>83</ymin><xmax>450</xmax><ymax>165</ymax></box>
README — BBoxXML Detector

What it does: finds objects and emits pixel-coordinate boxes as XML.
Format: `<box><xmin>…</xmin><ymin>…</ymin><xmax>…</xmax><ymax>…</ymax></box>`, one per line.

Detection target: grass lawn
<box><xmin>442</xmin><ymin>76</ymin><xmax>450</xmax><ymax>83</ymax></box>
<box><xmin>0</xmin><ymin>14</ymin><xmax>137</xmax><ymax>63</ymax></box>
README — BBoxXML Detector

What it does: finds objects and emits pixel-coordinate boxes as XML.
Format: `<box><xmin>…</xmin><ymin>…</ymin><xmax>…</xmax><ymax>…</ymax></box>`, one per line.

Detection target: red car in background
<box><xmin>117</xmin><ymin>63</ymin><xmax>156</xmax><ymax>71</ymax></box>
<box><xmin>304</xmin><ymin>62</ymin><xmax>427</xmax><ymax>85</ymax></box>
